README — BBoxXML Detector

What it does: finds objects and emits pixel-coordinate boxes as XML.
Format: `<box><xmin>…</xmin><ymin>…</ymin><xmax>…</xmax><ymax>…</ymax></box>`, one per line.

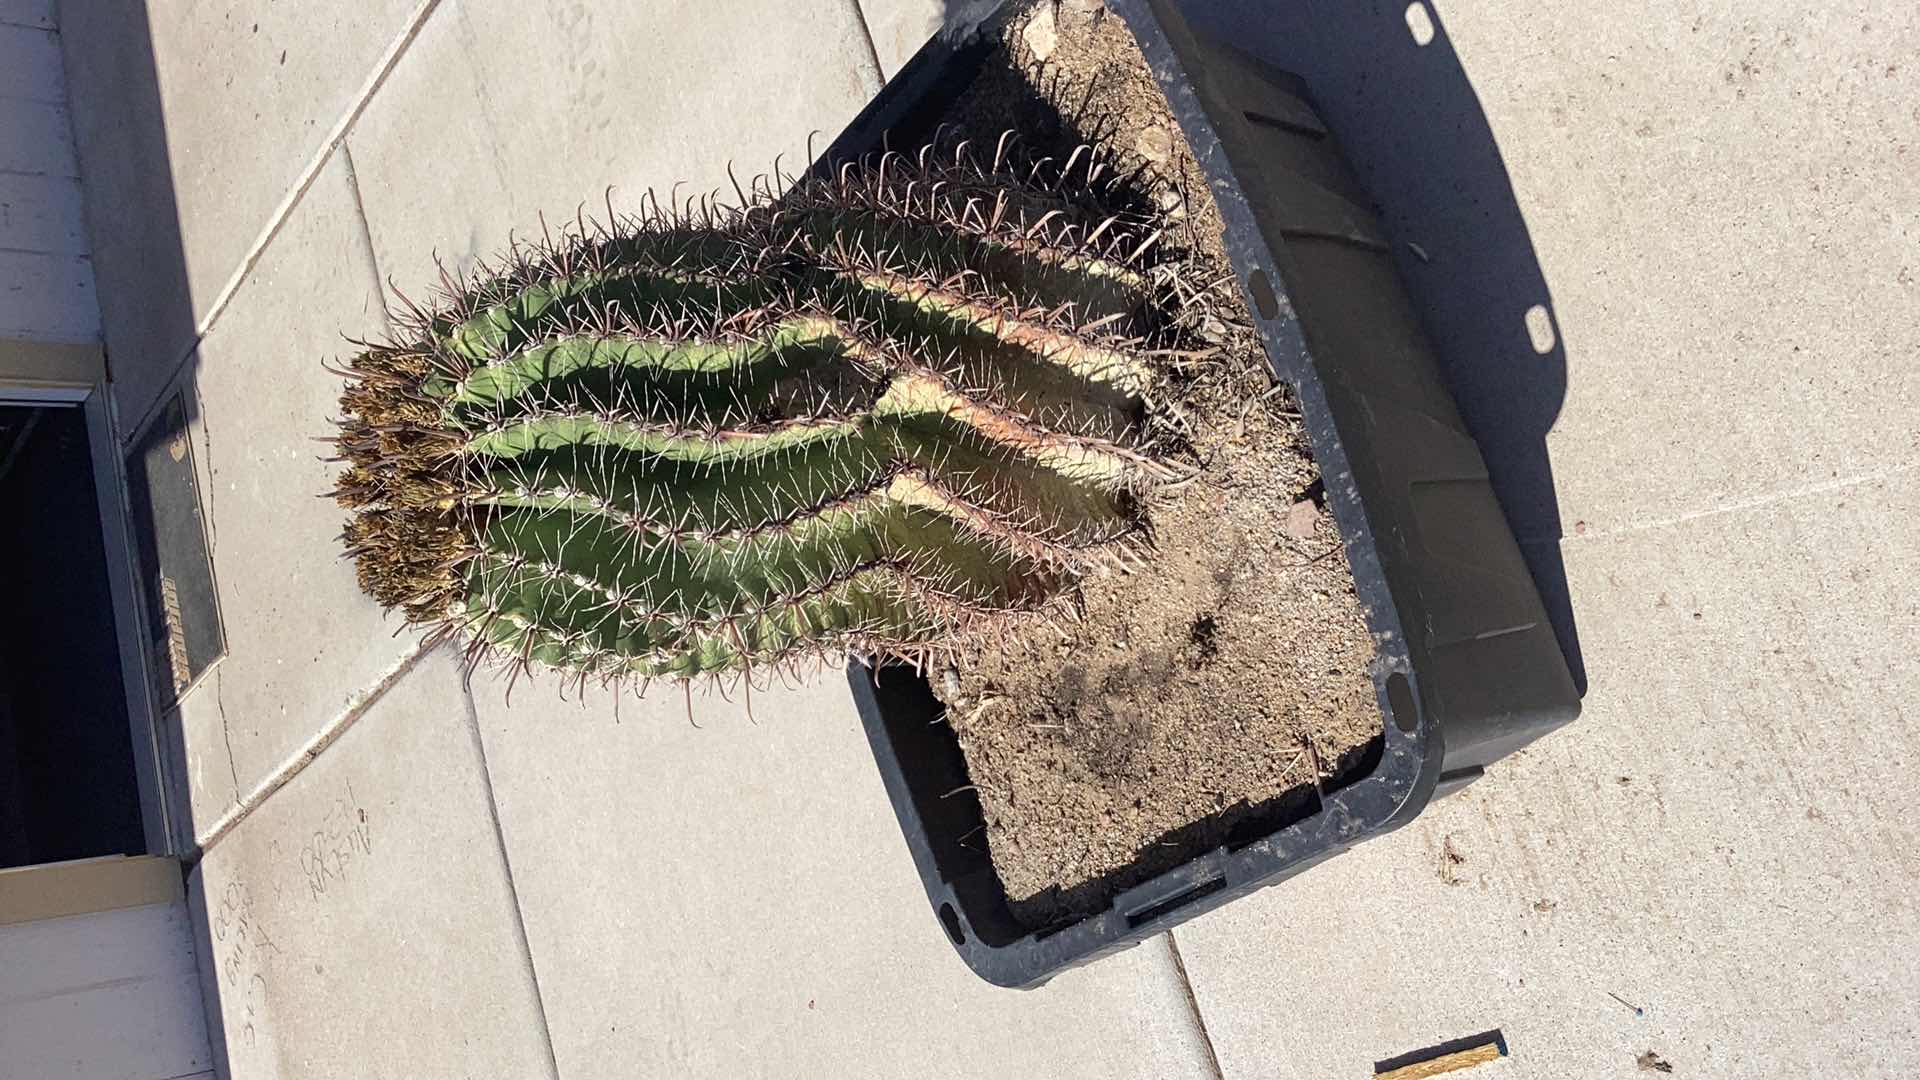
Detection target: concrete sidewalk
<box><xmin>56</xmin><ymin>0</ymin><xmax>1919</xmax><ymax>1076</ymax></box>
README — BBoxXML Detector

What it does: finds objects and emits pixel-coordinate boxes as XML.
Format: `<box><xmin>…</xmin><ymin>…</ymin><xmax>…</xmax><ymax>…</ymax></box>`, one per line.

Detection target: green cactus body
<box><xmin>332</xmin><ymin>150</ymin><xmax>1198</xmax><ymax>685</ymax></box>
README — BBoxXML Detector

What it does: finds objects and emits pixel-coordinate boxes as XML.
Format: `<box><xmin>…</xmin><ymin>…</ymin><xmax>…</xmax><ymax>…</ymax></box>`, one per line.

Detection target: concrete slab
<box><xmin>346</xmin><ymin>0</ymin><xmax>881</xmax><ymax>294</ymax></box>
<box><xmin>1170</xmin><ymin>466</ymin><xmax>1920</xmax><ymax>1079</ymax></box>
<box><xmin>469</xmin><ymin>673</ymin><xmax>1219</xmax><ymax>1079</ymax></box>
<box><xmin>1460</xmin><ymin>3</ymin><xmax>1920</xmax><ymax>534</ymax></box>
<box><xmin>858</xmin><ymin>0</ymin><xmax>948</xmax><ymax>79</ymax></box>
<box><xmin>57</xmin><ymin>0</ymin><xmax>423</xmax><ymax>427</ymax></box>
<box><xmin>189</xmin><ymin>648</ymin><xmax>555</xmax><ymax>1080</ymax></box>
<box><xmin>168</xmin><ymin>150</ymin><xmax>413</xmax><ymax>838</ymax></box>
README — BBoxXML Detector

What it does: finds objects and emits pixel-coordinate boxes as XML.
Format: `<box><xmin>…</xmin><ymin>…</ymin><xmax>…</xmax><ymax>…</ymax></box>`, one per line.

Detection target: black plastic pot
<box><xmin>827</xmin><ymin>0</ymin><xmax>1580</xmax><ymax>988</ymax></box>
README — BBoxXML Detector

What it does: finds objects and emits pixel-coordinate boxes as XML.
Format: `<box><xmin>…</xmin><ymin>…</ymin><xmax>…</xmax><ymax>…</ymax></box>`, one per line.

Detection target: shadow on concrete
<box><xmin>1179</xmin><ymin>0</ymin><xmax>1585</xmax><ymax>693</ymax></box>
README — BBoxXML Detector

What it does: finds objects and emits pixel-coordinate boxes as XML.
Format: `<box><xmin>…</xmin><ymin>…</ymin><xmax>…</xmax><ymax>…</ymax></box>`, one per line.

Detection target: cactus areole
<box><xmin>329</xmin><ymin>145</ymin><xmax>1206</xmax><ymax>689</ymax></box>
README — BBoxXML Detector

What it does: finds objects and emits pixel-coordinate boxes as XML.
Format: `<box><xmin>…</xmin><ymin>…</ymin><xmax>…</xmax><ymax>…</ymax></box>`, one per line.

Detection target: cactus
<box><xmin>330</xmin><ymin>144</ymin><xmax>1200</xmax><ymax>688</ymax></box>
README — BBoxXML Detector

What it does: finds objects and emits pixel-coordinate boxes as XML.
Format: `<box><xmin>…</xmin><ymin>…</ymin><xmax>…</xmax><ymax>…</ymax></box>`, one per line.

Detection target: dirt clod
<box><xmin>1283</xmin><ymin>500</ymin><xmax>1321</xmax><ymax>540</ymax></box>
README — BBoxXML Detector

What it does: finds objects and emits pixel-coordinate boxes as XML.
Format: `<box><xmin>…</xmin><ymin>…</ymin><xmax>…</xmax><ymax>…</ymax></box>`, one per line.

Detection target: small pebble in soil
<box><xmin>1283</xmin><ymin>499</ymin><xmax>1320</xmax><ymax>539</ymax></box>
<box><xmin>1133</xmin><ymin>125</ymin><xmax>1178</xmax><ymax>166</ymax></box>
<box><xmin>941</xmin><ymin>667</ymin><xmax>964</xmax><ymax>706</ymax></box>
<box><xmin>1022</xmin><ymin>4</ymin><xmax>1058</xmax><ymax>60</ymax></box>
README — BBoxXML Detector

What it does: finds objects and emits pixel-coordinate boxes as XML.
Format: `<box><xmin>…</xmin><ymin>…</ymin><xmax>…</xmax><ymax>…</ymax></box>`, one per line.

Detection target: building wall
<box><xmin>0</xmin><ymin>897</ymin><xmax>215</xmax><ymax>1079</ymax></box>
<box><xmin>0</xmin><ymin>10</ymin><xmax>210</xmax><ymax>1080</ymax></box>
<box><xmin>0</xmin><ymin>0</ymin><xmax>98</xmax><ymax>344</ymax></box>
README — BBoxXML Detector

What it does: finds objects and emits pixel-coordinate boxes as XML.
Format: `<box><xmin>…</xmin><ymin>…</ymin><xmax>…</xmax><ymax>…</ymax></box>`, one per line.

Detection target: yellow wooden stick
<box><xmin>1376</xmin><ymin>1040</ymin><xmax>1504</xmax><ymax>1079</ymax></box>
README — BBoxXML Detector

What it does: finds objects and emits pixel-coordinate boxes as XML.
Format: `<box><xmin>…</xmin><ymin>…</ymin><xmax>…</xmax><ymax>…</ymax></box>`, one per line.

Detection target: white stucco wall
<box><xmin>0</xmin><ymin>0</ymin><xmax>99</xmax><ymax>344</ymax></box>
<box><xmin>0</xmin><ymin>901</ymin><xmax>215</xmax><ymax>1079</ymax></box>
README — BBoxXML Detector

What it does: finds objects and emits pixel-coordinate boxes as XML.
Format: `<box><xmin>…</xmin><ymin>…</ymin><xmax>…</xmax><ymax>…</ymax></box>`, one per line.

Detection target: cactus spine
<box><xmin>331</xmin><ymin>144</ymin><xmax>1199</xmax><ymax>687</ymax></box>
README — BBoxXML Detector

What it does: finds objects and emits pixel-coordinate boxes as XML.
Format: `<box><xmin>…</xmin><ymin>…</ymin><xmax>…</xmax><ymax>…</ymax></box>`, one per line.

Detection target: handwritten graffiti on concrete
<box><xmin>299</xmin><ymin>779</ymin><xmax>372</xmax><ymax>902</ymax></box>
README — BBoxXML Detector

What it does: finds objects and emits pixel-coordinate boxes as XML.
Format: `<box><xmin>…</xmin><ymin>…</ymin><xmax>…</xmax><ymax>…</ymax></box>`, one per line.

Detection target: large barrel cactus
<box><xmin>330</xmin><ymin>146</ymin><xmax>1198</xmax><ymax>687</ymax></box>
